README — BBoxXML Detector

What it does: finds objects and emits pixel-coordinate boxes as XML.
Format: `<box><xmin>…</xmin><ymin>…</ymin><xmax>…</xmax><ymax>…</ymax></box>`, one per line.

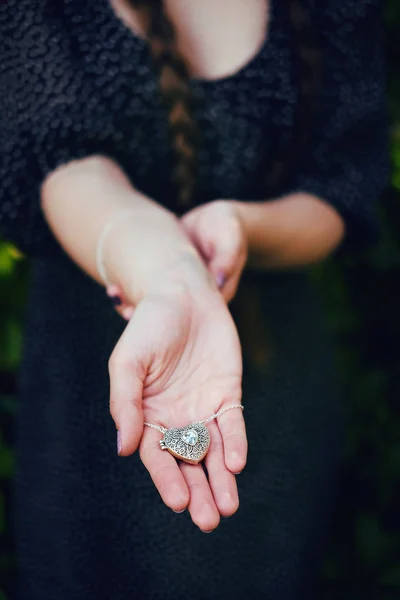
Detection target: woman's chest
<box><xmin>110</xmin><ymin>0</ymin><xmax>270</xmax><ymax>82</ymax></box>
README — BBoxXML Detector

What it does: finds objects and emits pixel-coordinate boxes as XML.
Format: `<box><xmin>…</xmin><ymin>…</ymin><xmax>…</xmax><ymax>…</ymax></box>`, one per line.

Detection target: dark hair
<box><xmin>128</xmin><ymin>0</ymin><xmax>199</xmax><ymax>206</ymax></box>
<box><xmin>129</xmin><ymin>0</ymin><xmax>322</xmax><ymax>367</ymax></box>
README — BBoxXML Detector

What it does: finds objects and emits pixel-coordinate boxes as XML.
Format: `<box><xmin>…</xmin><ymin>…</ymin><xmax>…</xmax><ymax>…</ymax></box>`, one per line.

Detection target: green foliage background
<box><xmin>1</xmin><ymin>5</ymin><xmax>400</xmax><ymax>598</ymax></box>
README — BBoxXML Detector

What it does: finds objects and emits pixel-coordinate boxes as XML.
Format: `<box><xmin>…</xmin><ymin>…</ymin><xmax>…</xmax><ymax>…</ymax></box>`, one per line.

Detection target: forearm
<box><xmin>41</xmin><ymin>155</ymin><xmax>209</xmax><ymax>303</ymax></box>
<box><xmin>234</xmin><ymin>192</ymin><xmax>346</xmax><ymax>269</ymax></box>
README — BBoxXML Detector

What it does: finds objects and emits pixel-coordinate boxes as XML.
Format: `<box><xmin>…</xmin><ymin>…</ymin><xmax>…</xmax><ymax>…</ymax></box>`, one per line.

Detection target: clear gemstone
<box><xmin>181</xmin><ymin>429</ymin><xmax>198</xmax><ymax>446</ymax></box>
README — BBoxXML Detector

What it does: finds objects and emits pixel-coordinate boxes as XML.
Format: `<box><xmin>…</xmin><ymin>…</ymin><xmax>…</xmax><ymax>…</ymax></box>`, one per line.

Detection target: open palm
<box><xmin>108</xmin><ymin>283</ymin><xmax>247</xmax><ymax>532</ymax></box>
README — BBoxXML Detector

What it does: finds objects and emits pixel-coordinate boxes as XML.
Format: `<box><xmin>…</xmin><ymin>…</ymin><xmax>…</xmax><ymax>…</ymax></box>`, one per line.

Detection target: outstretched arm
<box><xmin>40</xmin><ymin>154</ymin><xmax>247</xmax><ymax>533</ymax></box>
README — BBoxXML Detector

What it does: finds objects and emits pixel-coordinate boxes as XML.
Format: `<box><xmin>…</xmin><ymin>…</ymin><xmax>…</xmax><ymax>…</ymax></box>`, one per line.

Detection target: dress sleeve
<box><xmin>289</xmin><ymin>0</ymin><xmax>390</xmax><ymax>248</ymax></box>
<box><xmin>0</xmin><ymin>3</ymin><xmax>106</xmax><ymax>257</ymax></box>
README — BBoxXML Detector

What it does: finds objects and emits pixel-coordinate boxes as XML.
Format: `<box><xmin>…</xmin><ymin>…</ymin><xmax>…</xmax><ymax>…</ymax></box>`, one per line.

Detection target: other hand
<box><xmin>180</xmin><ymin>200</ymin><xmax>248</xmax><ymax>303</ymax></box>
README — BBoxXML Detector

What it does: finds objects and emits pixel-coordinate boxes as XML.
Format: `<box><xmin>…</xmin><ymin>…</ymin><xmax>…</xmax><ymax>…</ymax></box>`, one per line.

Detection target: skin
<box><xmin>111</xmin><ymin>0</ymin><xmax>269</xmax><ymax>82</ymax></box>
<box><xmin>40</xmin><ymin>0</ymin><xmax>346</xmax><ymax>533</ymax></box>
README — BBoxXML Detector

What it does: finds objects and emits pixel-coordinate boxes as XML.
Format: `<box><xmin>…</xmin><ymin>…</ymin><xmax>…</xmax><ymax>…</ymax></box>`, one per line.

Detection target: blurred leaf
<box><xmin>0</xmin><ymin>318</ymin><xmax>22</xmax><ymax>371</ymax></box>
<box><xmin>0</xmin><ymin>438</ymin><xmax>14</xmax><ymax>479</ymax></box>
<box><xmin>6</xmin><ymin>244</ymin><xmax>25</xmax><ymax>261</ymax></box>
<box><xmin>0</xmin><ymin>247</ymin><xmax>14</xmax><ymax>278</ymax></box>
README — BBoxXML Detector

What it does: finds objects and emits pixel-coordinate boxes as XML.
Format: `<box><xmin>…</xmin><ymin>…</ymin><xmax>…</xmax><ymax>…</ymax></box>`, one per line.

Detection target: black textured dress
<box><xmin>0</xmin><ymin>1</ymin><xmax>388</xmax><ymax>599</ymax></box>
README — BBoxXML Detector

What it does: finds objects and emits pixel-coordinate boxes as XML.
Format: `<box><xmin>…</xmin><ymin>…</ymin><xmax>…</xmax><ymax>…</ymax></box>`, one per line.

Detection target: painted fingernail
<box><xmin>117</xmin><ymin>430</ymin><xmax>122</xmax><ymax>455</ymax></box>
<box><xmin>111</xmin><ymin>295</ymin><xmax>122</xmax><ymax>307</ymax></box>
<box><xmin>173</xmin><ymin>508</ymin><xmax>186</xmax><ymax>514</ymax></box>
<box><xmin>216</xmin><ymin>271</ymin><xmax>226</xmax><ymax>289</ymax></box>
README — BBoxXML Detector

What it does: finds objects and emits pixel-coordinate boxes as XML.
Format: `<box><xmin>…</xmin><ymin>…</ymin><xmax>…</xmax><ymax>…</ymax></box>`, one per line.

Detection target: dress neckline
<box><xmin>103</xmin><ymin>0</ymin><xmax>274</xmax><ymax>88</ymax></box>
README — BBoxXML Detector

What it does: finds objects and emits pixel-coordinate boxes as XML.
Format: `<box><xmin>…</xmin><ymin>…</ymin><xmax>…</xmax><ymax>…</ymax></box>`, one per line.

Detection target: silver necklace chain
<box><xmin>143</xmin><ymin>404</ymin><xmax>244</xmax><ymax>435</ymax></box>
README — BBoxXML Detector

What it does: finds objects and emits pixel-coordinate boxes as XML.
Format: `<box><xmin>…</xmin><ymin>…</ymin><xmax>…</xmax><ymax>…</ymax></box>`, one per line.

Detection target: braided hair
<box><xmin>128</xmin><ymin>0</ymin><xmax>322</xmax><ymax>367</ymax></box>
<box><xmin>128</xmin><ymin>0</ymin><xmax>199</xmax><ymax>206</ymax></box>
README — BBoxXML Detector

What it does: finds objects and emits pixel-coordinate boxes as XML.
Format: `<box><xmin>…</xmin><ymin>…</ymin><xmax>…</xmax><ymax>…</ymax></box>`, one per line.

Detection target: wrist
<box><xmin>230</xmin><ymin>199</ymin><xmax>251</xmax><ymax>246</ymax></box>
<box><xmin>233</xmin><ymin>197</ymin><xmax>280</xmax><ymax>247</ymax></box>
<box><xmin>105</xmin><ymin>210</ymin><xmax>215</xmax><ymax>305</ymax></box>
<box><xmin>138</xmin><ymin>251</ymin><xmax>215</xmax><ymax>302</ymax></box>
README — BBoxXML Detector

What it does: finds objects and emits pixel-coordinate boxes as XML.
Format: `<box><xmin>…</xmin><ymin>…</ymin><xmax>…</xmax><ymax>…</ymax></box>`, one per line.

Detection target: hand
<box><xmin>180</xmin><ymin>200</ymin><xmax>248</xmax><ymax>303</ymax></box>
<box><xmin>108</xmin><ymin>274</ymin><xmax>247</xmax><ymax>533</ymax></box>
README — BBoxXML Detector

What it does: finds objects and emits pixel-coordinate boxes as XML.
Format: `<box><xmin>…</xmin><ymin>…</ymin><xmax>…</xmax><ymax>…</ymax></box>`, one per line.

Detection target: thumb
<box><xmin>180</xmin><ymin>214</ymin><xmax>215</xmax><ymax>264</ymax></box>
<box><xmin>208</xmin><ymin>233</ymin><xmax>241</xmax><ymax>283</ymax></box>
<box><xmin>108</xmin><ymin>354</ymin><xmax>144</xmax><ymax>456</ymax></box>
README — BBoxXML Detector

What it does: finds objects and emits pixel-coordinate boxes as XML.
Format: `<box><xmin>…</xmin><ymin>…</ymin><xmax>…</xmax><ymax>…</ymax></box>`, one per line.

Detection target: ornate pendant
<box><xmin>160</xmin><ymin>422</ymin><xmax>211</xmax><ymax>464</ymax></box>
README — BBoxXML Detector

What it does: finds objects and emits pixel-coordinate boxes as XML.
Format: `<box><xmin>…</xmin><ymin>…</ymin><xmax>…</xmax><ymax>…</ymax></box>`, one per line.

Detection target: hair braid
<box><xmin>128</xmin><ymin>0</ymin><xmax>199</xmax><ymax>206</ymax></box>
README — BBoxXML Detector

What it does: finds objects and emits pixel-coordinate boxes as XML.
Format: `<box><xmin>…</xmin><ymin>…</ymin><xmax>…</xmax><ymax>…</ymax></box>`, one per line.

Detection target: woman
<box><xmin>0</xmin><ymin>0</ymin><xmax>388</xmax><ymax>598</ymax></box>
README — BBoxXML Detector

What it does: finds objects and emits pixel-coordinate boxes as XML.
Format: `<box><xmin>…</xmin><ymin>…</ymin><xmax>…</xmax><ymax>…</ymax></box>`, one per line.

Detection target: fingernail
<box><xmin>201</xmin><ymin>530</ymin><xmax>213</xmax><ymax>534</ymax></box>
<box><xmin>117</xmin><ymin>430</ymin><xmax>122</xmax><ymax>455</ymax></box>
<box><xmin>173</xmin><ymin>508</ymin><xmax>186</xmax><ymax>514</ymax></box>
<box><xmin>122</xmin><ymin>306</ymin><xmax>134</xmax><ymax>320</ymax></box>
<box><xmin>111</xmin><ymin>295</ymin><xmax>122</xmax><ymax>307</ymax></box>
<box><xmin>234</xmin><ymin>471</ymin><xmax>242</xmax><ymax>475</ymax></box>
<box><xmin>216</xmin><ymin>271</ymin><xmax>226</xmax><ymax>289</ymax></box>
<box><xmin>106</xmin><ymin>284</ymin><xmax>119</xmax><ymax>297</ymax></box>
